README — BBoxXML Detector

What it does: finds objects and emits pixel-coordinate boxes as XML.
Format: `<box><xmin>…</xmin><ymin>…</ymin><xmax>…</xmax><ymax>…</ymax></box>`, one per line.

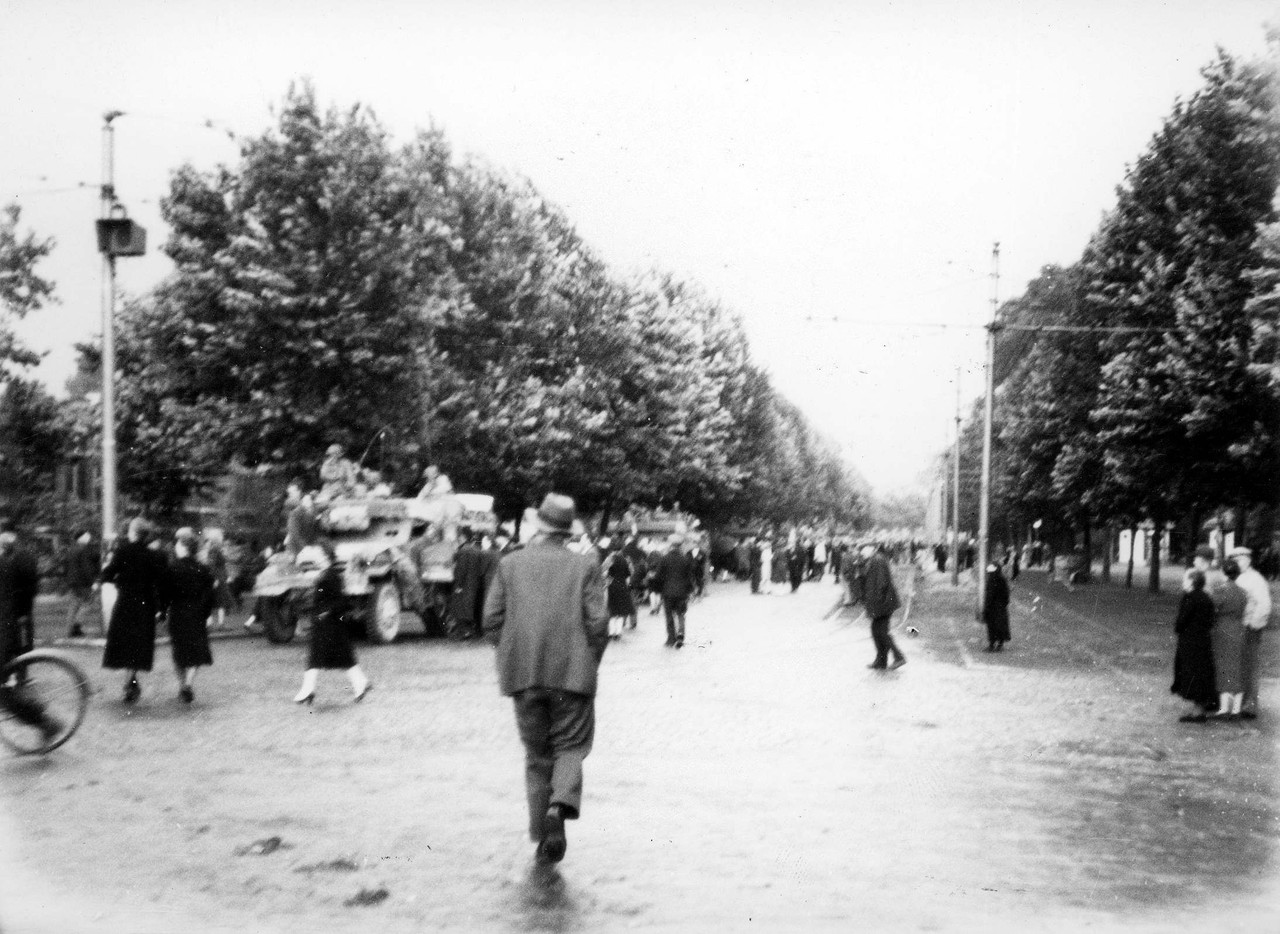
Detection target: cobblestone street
<box><xmin>2</xmin><ymin>567</ymin><xmax>1278</xmax><ymax>933</ymax></box>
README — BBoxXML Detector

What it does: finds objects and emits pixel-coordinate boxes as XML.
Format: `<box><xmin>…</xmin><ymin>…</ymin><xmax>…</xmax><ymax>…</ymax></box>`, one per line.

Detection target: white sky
<box><xmin>3</xmin><ymin>0</ymin><xmax>1277</xmax><ymax>495</ymax></box>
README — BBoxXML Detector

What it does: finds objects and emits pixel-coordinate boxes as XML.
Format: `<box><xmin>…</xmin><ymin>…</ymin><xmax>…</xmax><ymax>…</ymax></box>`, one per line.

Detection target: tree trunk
<box><xmin>1148</xmin><ymin>508</ymin><xmax>1163</xmax><ymax>594</ymax></box>
<box><xmin>1081</xmin><ymin>524</ymin><xmax>1093</xmax><ymax>583</ymax></box>
<box><xmin>1101</xmin><ymin>525</ymin><xmax>1112</xmax><ymax>584</ymax></box>
<box><xmin>1126</xmin><ymin>522</ymin><xmax>1137</xmax><ymax>589</ymax></box>
<box><xmin>1188</xmin><ymin>505</ymin><xmax>1201</xmax><ymax>564</ymax></box>
<box><xmin>1237</xmin><ymin>499</ymin><xmax>1249</xmax><ymax>550</ymax></box>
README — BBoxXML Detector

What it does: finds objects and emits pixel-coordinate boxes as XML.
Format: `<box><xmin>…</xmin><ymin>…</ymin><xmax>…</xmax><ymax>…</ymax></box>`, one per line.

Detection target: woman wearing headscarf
<box><xmin>982</xmin><ymin>562</ymin><xmax>1011</xmax><ymax>652</ymax></box>
<box><xmin>163</xmin><ymin>528</ymin><xmax>216</xmax><ymax>703</ymax></box>
<box><xmin>1171</xmin><ymin>569</ymin><xmax>1218</xmax><ymax>723</ymax></box>
<box><xmin>1210</xmin><ymin>559</ymin><xmax>1248</xmax><ymax>720</ymax></box>
<box><xmin>293</xmin><ymin>541</ymin><xmax>372</xmax><ymax>705</ymax></box>
<box><xmin>102</xmin><ymin>518</ymin><xmax>168</xmax><ymax>703</ymax></box>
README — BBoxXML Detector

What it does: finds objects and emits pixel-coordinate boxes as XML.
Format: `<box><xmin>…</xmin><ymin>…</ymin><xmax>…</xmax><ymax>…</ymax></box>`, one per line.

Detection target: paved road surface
<box><xmin>2</xmin><ymin>566</ymin><xmax>1277</xmax><ymax>932</ymax></box>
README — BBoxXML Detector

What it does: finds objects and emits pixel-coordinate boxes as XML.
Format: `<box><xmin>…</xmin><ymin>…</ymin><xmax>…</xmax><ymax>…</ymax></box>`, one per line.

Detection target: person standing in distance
<box><xmin>653</xmin><ymin>533</ymin><xmax>696</xmax><ymax>648</ymax></box>
<box><xmin>482</xmin><ymin>493</ymin><xmax>608</xmax><ymax>865</ymax></box>
<box><xmin>852</xmin><ymin>542</ymin><xmax>905</xmax><ymax>670</ymax></box>
<box><xmin>1230</xmin><ymin>546</ymin><xmax>1274</xmax><ymax>720</ymax></box>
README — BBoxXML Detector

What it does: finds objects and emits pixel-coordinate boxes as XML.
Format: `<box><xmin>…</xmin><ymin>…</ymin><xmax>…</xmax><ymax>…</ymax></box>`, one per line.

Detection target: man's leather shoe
<box><xmin>536</xmin><ymin>806</ymin><xmax>567</xmax><ymax>864</ymax></box>
<box><xmin>867</xmin><ymin>663</ymin><xmax>886</xmax><ymax>670</ymax></box>
<box><xmin>889</xmin><ymin>657</ymin><xmax>907</xmax><ymax>670</ymax></box>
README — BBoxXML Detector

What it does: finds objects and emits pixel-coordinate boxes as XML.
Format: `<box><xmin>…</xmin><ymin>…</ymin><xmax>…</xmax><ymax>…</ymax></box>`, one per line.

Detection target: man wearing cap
<box><xmin>1229</xmin><ymin>547</ymin><xmax>1273</xmax><ymax>719</ymax></box>
<box><xmin>483</xmin><ymin>493</ymin><xmax>609</xmax><ymax>865</ymax></box>
<box><xmin>319</xmin><ymin>444</ymin><xmax>357</xmax><ymax>498</ymax></box>
<box><xmin>652</xmin><ymin>533</ymin><xmax>696</xmax><ymax>648</ymax></box>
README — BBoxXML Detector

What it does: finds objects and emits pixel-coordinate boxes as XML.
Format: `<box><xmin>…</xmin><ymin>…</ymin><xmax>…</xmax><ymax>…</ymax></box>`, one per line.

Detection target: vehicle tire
<box><xmin>261</xmin><ymin>597</ymin><xmax>298</xmax><ymax>645</ymax></box>
<box><xmin>366</xmin><ymin>581</ymin><xmax>402</xmax><ymax>644</ymax></box>
<box><xmin>0</xmin><ymin>650</ymin><xmax>91</xmax><ymax>755</ymax></box>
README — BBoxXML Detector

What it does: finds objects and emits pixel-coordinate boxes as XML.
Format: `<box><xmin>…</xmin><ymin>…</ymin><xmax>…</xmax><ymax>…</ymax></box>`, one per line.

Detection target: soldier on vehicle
<box><xmin>416</xmin><ymin>464</ymin><xmax>454</xmax><ymax>498</ymax></box>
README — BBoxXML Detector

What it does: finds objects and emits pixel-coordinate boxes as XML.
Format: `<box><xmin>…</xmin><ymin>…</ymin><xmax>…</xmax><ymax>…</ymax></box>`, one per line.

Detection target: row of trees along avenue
<box><xmin>1</xmin><ymin>82</ymin><xmax>870</xmax><ymax>533</ymax></box>
<box><xmin>951</xmin><ymin>50</ymin><xmax>1280</xmax><ymax>590</ymax></box>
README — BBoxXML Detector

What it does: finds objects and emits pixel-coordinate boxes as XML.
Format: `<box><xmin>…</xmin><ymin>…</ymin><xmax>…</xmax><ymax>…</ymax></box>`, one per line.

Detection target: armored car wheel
<box><xmin>365</xmin><ymin>581</ymin><xmax>403</xmax><ymax>643</ymax></box>
<box><xmin>261</xmin><ymin>597</ymin><xmax>299</xmax><ymax>644</ymax></box>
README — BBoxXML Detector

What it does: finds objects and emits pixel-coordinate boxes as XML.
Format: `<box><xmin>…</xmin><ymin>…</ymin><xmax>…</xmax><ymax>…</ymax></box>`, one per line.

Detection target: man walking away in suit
<box><xmin>850</xmin><ymin>542</ymin><xmax>905</xmax><ymax>670</ymax></box>
<box><xmin>483</xmin><ymin>494</ymin><xmax>609</xmax><ymax>865</ymax></box>
<box><xmin>653</xmin><ymin>534</ymin><xmax>696</xmax><ymax>648</ymax></box>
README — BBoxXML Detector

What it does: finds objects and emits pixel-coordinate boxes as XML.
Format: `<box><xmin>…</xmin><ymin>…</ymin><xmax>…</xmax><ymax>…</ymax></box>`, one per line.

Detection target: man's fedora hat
<box><xmin>534</xmin><ymin>493</ymin><xmax>577</xmax><ymax>533</ymax></box>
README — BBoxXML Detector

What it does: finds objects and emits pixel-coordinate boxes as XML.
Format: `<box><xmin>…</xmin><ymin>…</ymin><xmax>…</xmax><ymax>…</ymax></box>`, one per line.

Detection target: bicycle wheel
<box><xmin>0</xmin><ymin>650</ymin><xmax>92</xmax><ymax>755</ymax></box>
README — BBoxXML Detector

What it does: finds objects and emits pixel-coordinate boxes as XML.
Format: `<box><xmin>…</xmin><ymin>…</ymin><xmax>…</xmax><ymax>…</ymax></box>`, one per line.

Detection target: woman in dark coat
<box><xmin>294</xmin><ymin>541</ymin><xmax>371</xmax><ymax>705</ymax></box>
<box><xmin>604</xmin><ymin>548</ymin><xmax>636</xmax><ymax>637</ymax></box>
<box><xmin>982</xmin><ymin>562</ymin><xmax>1011</xmax><ymax>651</ymax></box>
<box><xmin>102</xmin><ymin>518</ymin><xmax>168</xmax><ymax>703</ymax></box>
<box><xmin>163</xmin><ymin>529</ymin><xmax>216</xmax><ymax>703</ymax></box>
<box><xmin>1171</xmin><ymin>569</ymin><xmax>1218</xmax><ymax>722</ymax></box>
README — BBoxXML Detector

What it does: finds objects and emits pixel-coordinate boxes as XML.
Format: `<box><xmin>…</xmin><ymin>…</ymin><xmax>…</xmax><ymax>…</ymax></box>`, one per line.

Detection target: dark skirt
<box><xmin>103</xmin><ymin>594</ymin><xmax>158</xmax><ymax>671</ymax></box>
<box><xmin>168</xmin><ymin>601</ymin><xmax>213</xmax><ymax>669</ymax></box>
<box><xmin>1171</xmin><ymin>629</ymin><xmax>1217</xmax><ymax>707</ymax></box>
<box><xmin>607</xmin><ymin>577</ymin><xmax>635</xmax><ymax>618</ymax></box>
<box><xmin>308</xmin><ymin>610</ymin><xmax>356</xmax><ymax>670</ymax></box>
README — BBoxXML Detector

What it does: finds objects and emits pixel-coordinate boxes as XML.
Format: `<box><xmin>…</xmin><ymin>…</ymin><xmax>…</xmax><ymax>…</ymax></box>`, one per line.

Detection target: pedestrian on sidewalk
<box><xmin>1230</xmin><ymin>546</ymin><xmax>1274</xmax><ymax>720</ymax></box>
<box><xmin>293</xmin><ymin>540</ymin><xmax>372</xmax><ymax>705</ymax></box>
<box><xmin>163</xmin><ymin>529</ymin><xmax>216</xmax><ymax>704</ymax></box>
<box><xmin>653</xmin><ymin>534</ymin><xmax>696</xmax><ymax>648</ymax></box>
<box><xmin>101</xmin><ymin>518</ymin><xmax>167</xmax><ymax>704</ymax></box>
<box><xmin>603</xmin><ymin>545</ymin><xmax>636</xmax><ymax>638</ymax></box>
<box><xmin>1171</xmin><ymin>569</ymin><xmax>1218</xmax><ymax>723</ymax></box>
<box><xmin>482</xmin><ymin>493</ymin><xmax>609</xmax><ymax>865</ymax></box>
<box><xmin>64</xmin><ymin>531</ymin><xmax>101</xmax><ymax>638</ymax></box>
<box><xmin>1209</xmin><ymin>559</ymin><xmax>1247</xmax><ymax>720</ymax></box>
<box><xmin>982</xmin><ymin>562</ymin><xmax>1011</xmax><ymax>652</ymax></box>
<box><xmin>852</xmin><ymin>542</ymin><xmax>905</xmax><ymax>671</ymax></box>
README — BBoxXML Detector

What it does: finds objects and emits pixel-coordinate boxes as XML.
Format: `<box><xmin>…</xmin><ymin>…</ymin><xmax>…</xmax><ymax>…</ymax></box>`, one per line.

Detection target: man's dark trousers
<box><xmin>664</xmin><ymin>597</ymin><xmax>687</xmax><ymax>645</ymax></box>
<box><xmin>870</xmin><ymin>615</ymin><xmax>903</xmax><ymax>667</ymax></box>
<box><xmin>513</xmin><ymin>687</ymin><xmax>595</xmax><ymax>840</ymax></box>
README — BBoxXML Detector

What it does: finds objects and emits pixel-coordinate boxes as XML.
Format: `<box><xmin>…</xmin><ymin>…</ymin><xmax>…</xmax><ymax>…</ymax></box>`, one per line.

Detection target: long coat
<box><xmin>102</xmin><ymin>541</ymin><xmax>168</xmax><ymax>672</ymax></box>
<box><xmin>982</xmin><ymin>569</ymin><xmax>1011</xmax><ymax>642</ymax></box>
<box><xmin>605</xmin><ymin>554</ymin><xmax>636</xmax><ymax>618</ymax></box>
<box><xmin>482</xmin><ymin>539</ymin><xmax>608</xmax><ymax>697</ymax></box>
<box><xmin>1211</xmin><ymin>580</ymin><xmax>1247</xmax><ymax>693</ymax></box>
<box><xmin>1171</xmin><ymin>589</ymin><xmax>1217</xmax><ymax>707</ymax></box>
<box><xmin>307</xmin><ymin>563</ymin><xmax>357</xmax><ymax>670</ymax></box>
<box><xmin>0</xmin><ymin>546</ymin><xmax>40</xmax><ymax>665</ymax></box>
<box><xmin>164</xmin><ymin>556</ymin><xmax>216</xmax><ymax>669</ymax></box>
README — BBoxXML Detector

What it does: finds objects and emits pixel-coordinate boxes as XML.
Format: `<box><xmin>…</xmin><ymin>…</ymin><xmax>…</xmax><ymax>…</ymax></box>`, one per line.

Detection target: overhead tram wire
<box><xmin>802</xmin><ymin>316</ymin><xmax>1169</xmax><ymax>335</ymax></box>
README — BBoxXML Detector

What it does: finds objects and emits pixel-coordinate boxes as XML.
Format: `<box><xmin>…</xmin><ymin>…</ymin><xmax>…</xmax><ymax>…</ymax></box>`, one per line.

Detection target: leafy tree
<box><xmin>116</xmin><ymin>83</ymin><xmax>456</xmax><ymax>508</ymax></box>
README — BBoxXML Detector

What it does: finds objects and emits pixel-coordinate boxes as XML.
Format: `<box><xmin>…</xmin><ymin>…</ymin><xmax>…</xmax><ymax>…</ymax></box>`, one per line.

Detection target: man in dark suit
<box><xmin>483</xmin><ymin>493</ymin><xmax>608</xmax><ymax>865</ymax></box>
<box><xmin>849</xmin><ymin>542</ymin><xmax>905</xmax><ymax>670</ymax></box>
<box><xmin>652</xmin><ymin>534</ymin><xmax>696</xmax><ymax>648</ymax></box>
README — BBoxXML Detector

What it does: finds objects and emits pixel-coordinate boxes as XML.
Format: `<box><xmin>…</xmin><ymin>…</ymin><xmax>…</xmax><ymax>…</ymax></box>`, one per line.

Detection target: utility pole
<box><xmin>95</xmin><ymin>110</ymin><xmax>145</xmax><ymax>544</ymax></box>
<box><xmin>977</xmin><ymin>242</ymin><xmax>999</xmax><ymax>617</ymax></box>
<box><xmin>950</xmin><ymin>366</ymin><xmax>961</xmax><ymax>587</ymax></box>
<box><xmin>99</xmin><ymin>111</ymin><xmax>122</xmax><ymax>544</ymax></box>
